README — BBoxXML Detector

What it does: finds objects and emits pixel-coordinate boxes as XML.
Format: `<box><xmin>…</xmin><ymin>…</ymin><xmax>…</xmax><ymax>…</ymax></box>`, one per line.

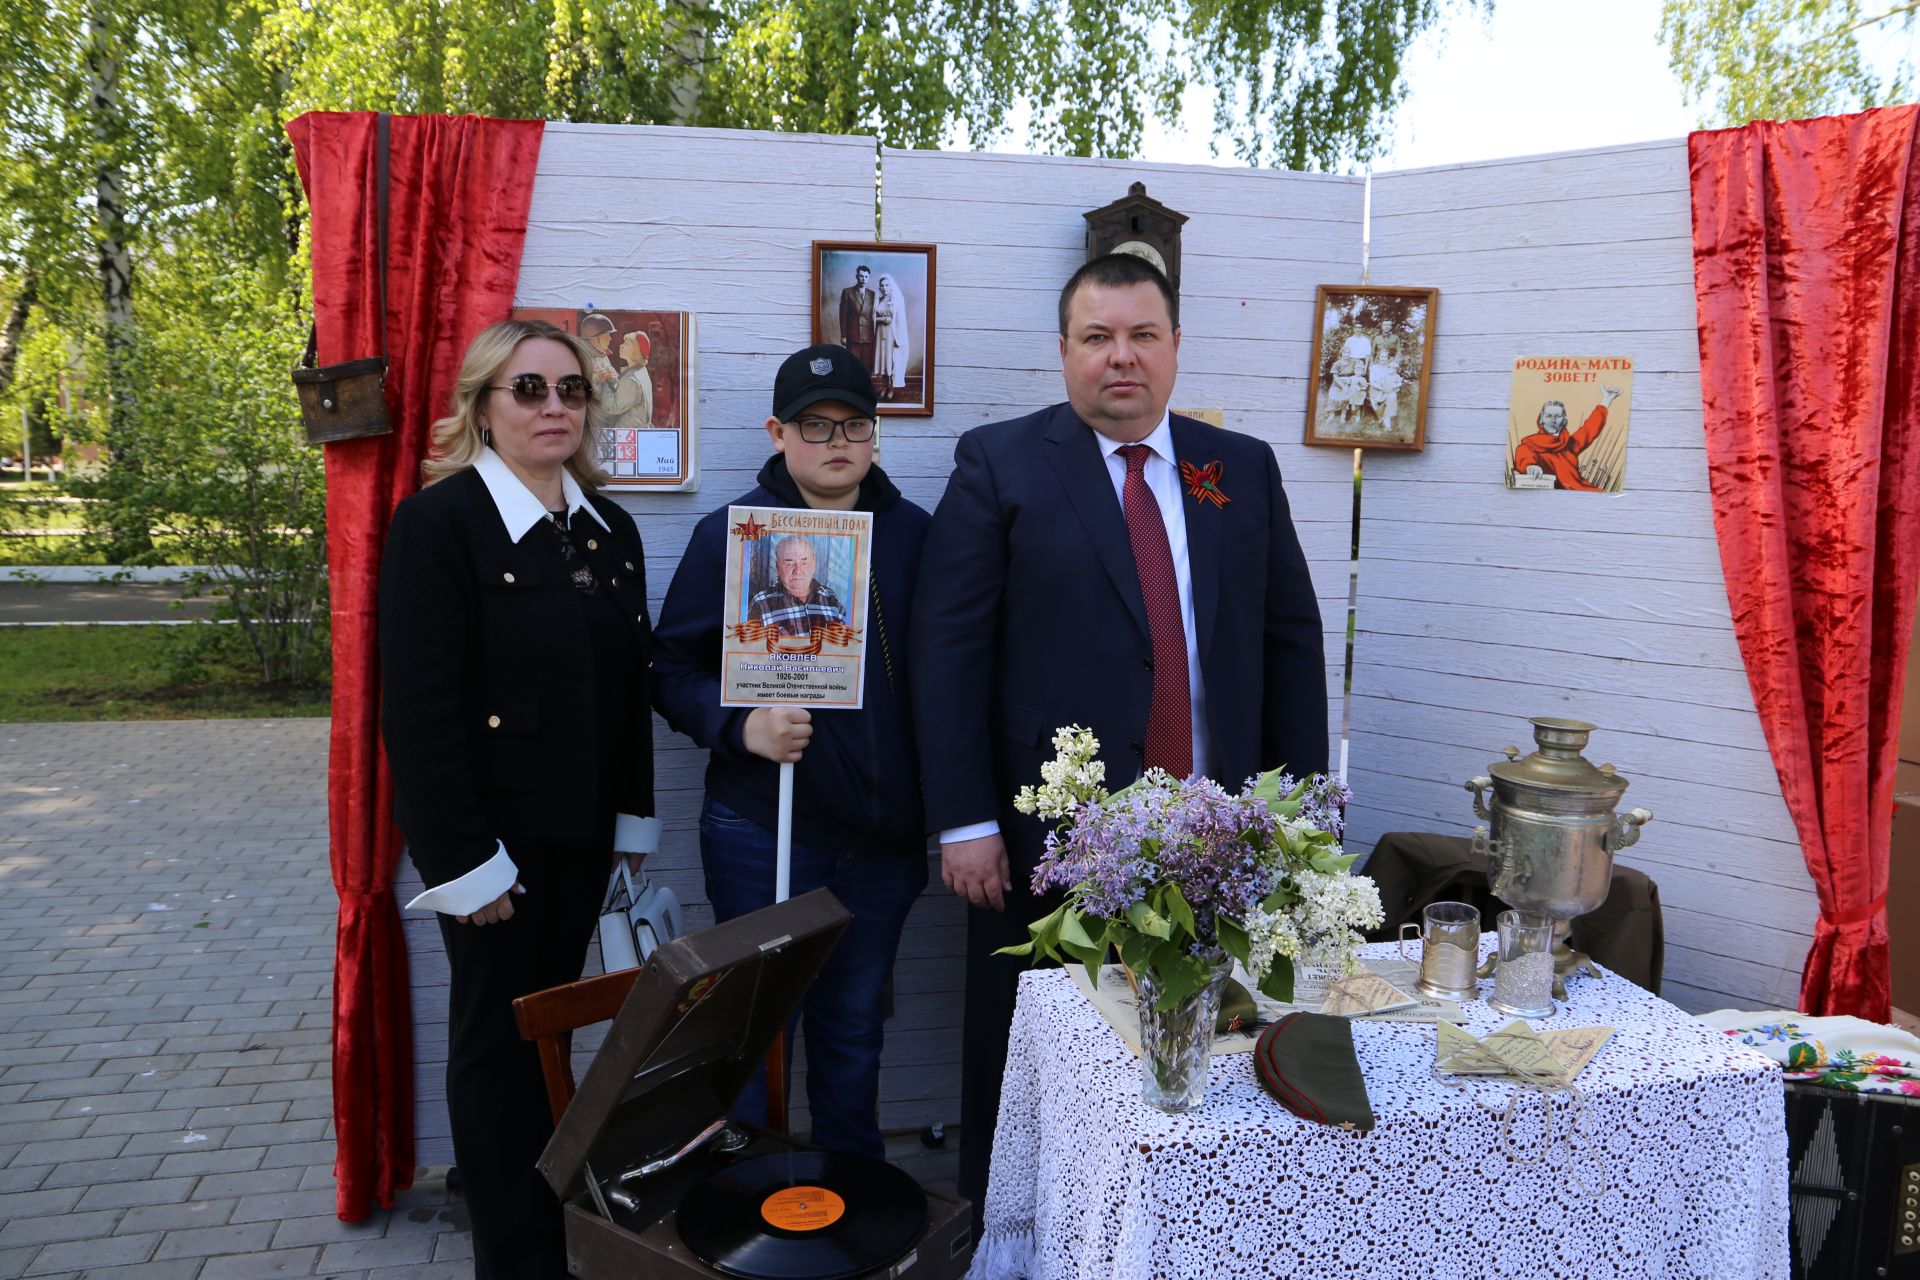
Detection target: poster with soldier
<box><xmin>719</xmin><ymin>506</ymin><xmax>873</xmax><ymax>710</ymax></box>
<box><xmin>510</xmin><ymin>307</ymin><xmax>698</xmax><ymax>489</ymax></box>
<box><xmin>1505</xmin><ymin>356</ymin><xmax>1634</xmax><ymax>492</ymax></box>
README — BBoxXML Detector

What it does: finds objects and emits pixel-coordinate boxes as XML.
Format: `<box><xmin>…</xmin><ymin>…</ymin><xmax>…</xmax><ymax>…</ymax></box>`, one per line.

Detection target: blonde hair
<box><xmin>423</xmin><ymin>319</ymin><xmax>610</xmax><ymax>488</ymax></box>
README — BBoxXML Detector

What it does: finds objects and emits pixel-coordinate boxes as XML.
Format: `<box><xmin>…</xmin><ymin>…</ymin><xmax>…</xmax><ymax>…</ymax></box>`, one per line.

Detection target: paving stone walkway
<box><xmin>0</xmin><ymin>720</ymin><xmax>470</xmax><ymax>1279</ymax></box>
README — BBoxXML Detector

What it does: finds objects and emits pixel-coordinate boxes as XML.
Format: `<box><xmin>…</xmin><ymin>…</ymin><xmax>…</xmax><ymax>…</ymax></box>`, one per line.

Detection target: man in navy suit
<box><xmin>910</xmin><ymin>253</ymin><xmax>1328</xmax><ymax>1228</ymax></box>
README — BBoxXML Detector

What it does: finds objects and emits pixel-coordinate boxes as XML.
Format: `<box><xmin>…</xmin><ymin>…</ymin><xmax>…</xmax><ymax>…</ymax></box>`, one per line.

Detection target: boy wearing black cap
<box><xmin>651</xmin><ymin>344</ymin><xmax>930</xmax><ymax>1158</ymax></box>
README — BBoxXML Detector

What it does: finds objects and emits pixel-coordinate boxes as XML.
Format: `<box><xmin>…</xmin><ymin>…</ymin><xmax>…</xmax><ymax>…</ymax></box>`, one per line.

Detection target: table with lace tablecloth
<box><xmin>969</xmin><ymin>943</ymin><xmax>1788</xmax><ymax>1280</ymax></box>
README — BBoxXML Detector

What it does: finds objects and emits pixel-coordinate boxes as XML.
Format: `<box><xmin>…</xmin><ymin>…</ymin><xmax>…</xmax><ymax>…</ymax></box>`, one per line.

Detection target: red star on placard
<box><xmin>731</xmin><ymin>515</ymin><xmax>768</xmax><ymax>541</ymax></box>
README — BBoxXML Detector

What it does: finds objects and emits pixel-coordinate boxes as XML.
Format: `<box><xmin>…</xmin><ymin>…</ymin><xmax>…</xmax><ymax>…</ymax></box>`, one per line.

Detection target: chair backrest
<box><xmin>511</xmin><ymin>969</ymin><xmax>641</xmax><ymax>1124</ymax></box>
<box><xmin>512</xmin><ymin>967</ymin><xmax>793</xmax><ymax>1133</ymax></box>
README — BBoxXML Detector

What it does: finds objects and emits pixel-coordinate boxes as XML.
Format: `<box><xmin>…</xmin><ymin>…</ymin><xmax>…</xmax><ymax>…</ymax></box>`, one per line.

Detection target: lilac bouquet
<box><xmin>1000</xmin><ymin>726</ymin><xmax>1382</xmax><ymax>1010</ymax></box>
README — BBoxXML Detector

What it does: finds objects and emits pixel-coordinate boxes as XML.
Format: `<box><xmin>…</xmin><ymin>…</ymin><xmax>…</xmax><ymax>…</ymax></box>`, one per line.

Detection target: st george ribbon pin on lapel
<box><xmin>1180</xmin><ymin>460</ymin><xmax>1229</xmax><ymax>508</ymax></box>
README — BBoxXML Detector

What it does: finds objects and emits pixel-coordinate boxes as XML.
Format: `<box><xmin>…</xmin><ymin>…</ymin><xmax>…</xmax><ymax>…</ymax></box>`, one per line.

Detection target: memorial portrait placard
<box><xmin>1303</xmin><ymin>284</ymin><xmax>1438</xmax><ymax>450</ymax></box>
<box><xmin>1505</xmin><ymin>356</ymin><xmax>1635</xmax><ymax>492</ymax></box>
<box><xmin>511</xmin><ymin>307</ymin><xmax>699</xmax><ymax>490</ymax></box>
<box><xmin>719</xmin><ymin>506</ymin><xmax>873</xmax><ymax>710</ymax></box>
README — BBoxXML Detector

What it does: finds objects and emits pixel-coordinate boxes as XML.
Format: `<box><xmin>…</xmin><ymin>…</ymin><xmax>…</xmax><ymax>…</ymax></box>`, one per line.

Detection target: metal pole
<box><xmin>19</xmin><ymin>403</ymin><xmax>28</xmax><ymax>484</ymax></box>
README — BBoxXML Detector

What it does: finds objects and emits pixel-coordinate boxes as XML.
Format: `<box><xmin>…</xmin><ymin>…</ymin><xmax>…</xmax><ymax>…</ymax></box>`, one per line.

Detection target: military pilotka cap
<box><xmin>772</xmin><ymin>344</ymin><xmax>877</xmax><ymax>422</ymax></box>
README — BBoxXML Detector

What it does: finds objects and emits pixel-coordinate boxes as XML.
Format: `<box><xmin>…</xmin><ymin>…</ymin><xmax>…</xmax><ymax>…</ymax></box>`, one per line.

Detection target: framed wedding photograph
<box><xmin>811</xmin><ymin>241</ymin><xmax>936</xmax><ymax>416</ymax></box>
<box><xmin>1302</xmin><ymin>285</ymin><xmax>1438</xmax><ymax>451</ymax></box>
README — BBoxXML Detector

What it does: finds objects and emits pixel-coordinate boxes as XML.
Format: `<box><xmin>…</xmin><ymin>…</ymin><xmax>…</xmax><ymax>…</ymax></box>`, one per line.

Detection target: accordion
<box><xmin>1786</xmin><ymin>1081</ymin><xmax>1920</xmax><ymax>1279</ymax></box>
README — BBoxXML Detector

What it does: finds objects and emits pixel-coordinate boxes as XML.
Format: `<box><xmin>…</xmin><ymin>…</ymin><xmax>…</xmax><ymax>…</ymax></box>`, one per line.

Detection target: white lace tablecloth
<box><xmin>970</xmin><ymin>943</ymin><xmax>1789</xmax><ymax>1280</ymax></box>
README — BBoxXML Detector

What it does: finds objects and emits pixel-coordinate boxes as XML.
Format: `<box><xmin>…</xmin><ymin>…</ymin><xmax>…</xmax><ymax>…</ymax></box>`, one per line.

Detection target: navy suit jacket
<box><xmin>909</xmin><ymin>403</ymin><xmax>1329</xmax><ymax>875</ymax></box>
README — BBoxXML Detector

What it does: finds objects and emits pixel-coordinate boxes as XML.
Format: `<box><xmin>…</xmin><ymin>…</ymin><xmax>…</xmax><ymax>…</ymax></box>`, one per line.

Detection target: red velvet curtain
<box><xmin>1688</xmin><ymin>105</ymin><xmax>1920</xmax><ymax>1021</ymax></box>
<box><xmin>289</xmin><ymin>111</ymin><xmax>545</xmax><ymax>1220</ymax></box>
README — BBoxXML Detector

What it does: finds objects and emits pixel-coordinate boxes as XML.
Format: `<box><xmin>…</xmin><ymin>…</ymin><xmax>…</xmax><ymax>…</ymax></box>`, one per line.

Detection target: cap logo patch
<box><xmin>809</xmin><ymin>358</ymin><xmax>832</xmax><ymax>375</ymax></box>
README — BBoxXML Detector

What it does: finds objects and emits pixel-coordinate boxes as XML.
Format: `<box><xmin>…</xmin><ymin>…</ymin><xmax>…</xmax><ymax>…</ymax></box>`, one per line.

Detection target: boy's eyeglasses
<box><xmin>489</xmin><ymin>373</ymin><xmax>592</xmax><ymax>409</ymax></box>
<box><xmin>794</xmin><ymin>415</ymin><xmax>876</xmax><ymax>443</ymax></box>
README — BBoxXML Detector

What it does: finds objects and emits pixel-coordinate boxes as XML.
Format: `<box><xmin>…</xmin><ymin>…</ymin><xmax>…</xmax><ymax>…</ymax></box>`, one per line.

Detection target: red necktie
<box><xmin>1118</xmin><ymin>444</ymin><xmax>1193</xmax><ymax>779</ymax></box>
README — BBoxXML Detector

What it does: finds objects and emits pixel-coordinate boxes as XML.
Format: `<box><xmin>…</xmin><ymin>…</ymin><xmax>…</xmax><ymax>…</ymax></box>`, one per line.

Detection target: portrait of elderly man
<box><xmin>1512</xmin><ymin>384</ymin><xmax>1624</xmax><ymax>491</ymax></box>
<box><xmin>748</xmin><ymin>534</ymin><xmax>847</xmax><ymax>636</ymax></box>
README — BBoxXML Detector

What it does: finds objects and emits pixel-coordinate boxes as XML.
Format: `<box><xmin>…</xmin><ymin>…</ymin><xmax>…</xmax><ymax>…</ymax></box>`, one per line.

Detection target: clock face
<box><xmin>1111</xmin><ymin>239</ymin><xmax>1168</xmax><ymax>275</ymax></box>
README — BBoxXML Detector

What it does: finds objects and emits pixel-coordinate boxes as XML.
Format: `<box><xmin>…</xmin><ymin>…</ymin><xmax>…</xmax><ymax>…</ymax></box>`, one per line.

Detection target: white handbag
<box><xmin>598</xmin><ymin>862</ymin><xmax>686</xmax><ymax>972</ymax></box>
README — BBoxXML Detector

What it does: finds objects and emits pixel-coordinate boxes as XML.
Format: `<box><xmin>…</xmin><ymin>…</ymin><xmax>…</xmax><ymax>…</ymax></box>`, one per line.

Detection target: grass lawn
<box><xmin>0</xmin><ymin>625</ymin><xmax>330</xmax><ymax>722</ymax></box>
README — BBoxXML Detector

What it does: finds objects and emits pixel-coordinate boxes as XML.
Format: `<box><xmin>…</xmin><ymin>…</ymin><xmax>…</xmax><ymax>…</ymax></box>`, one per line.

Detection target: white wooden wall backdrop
<box><xmin>402</xmin><ymin>125</ymin><xmax>1808</xmax><ymax>1162</ymax></box>
<box><xmin>1350</xmin><ymin>139</ymin><xmax>1815</xmax><ymax>1015</ymax></box>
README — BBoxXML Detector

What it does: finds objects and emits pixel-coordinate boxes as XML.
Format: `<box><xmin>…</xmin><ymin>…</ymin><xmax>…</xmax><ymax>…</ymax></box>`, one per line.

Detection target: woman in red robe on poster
<box><xmin>1513</xmin><ymin>385</ymin><xmax>1623</xmax><ymax>490</ymax></box>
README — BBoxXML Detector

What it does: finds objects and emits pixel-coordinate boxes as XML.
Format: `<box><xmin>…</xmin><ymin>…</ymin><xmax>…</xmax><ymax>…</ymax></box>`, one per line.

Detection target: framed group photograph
<box><xmin>1302</xmin><ymin>285</ymin><xmax>1438</xmax><ymax>451</ymax></box>
<box><xmin>811</xmin><ymin>241</ymin><xmax>936</xmax><ymax>416</ymax></box>
<box><xmin>512</xmin><ymin>307</ymin><xmax>699</xmax><ymax>490</ymax></box>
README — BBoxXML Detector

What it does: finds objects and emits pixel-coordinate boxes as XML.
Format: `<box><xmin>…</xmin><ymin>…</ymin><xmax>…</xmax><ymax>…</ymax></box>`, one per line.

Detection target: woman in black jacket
<box><xmin>379</xmin><ymin>319</ymin><xmax>655</xmax><ymax>1280</ymax></box>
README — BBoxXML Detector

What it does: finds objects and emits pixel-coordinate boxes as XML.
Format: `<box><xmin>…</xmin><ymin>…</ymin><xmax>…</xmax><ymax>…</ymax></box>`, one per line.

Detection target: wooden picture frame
<box><xmin>511</xmin><ymin>307</ymin><xmax>700</xmax><ymax>490</ymax></box>
<box><xmin>811</xmin><ymin>241</ymin><xmax>936</xmax><ymax>417</ymax></box>
<box><xmin>1302</xmin><ymin>285</ymin><xmax>1438</xmax><ymax>451</ymax></box>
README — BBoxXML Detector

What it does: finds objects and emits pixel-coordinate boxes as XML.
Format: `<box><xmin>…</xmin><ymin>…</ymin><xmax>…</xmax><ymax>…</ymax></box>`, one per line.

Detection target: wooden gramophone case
<box><xmin>536</xmin><ymin>890</ymin><xmax>973</xmax><ymax>1279</ymax></box>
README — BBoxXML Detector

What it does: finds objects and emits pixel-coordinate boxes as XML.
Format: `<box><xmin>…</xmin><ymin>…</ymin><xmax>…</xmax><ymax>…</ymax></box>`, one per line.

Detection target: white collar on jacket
<box><xmin>474</xmin><ymin>446</ymin><xmax>611</xmax><ymax>543</ymax></box>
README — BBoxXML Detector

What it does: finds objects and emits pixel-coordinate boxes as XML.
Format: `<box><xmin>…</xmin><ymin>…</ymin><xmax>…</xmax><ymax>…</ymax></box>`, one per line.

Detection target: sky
<box><xmin>1113</xmin><ymin>0</ymin><xmax>1920</xmax><ymax>172</ymax></box>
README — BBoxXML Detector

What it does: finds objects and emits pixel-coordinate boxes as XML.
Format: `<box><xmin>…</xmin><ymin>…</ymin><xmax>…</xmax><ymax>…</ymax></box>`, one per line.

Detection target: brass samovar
<box><xmin>1465</xmin><ymin>717</ymin><xmax>1652</xmax><ymax>998</ymax></box>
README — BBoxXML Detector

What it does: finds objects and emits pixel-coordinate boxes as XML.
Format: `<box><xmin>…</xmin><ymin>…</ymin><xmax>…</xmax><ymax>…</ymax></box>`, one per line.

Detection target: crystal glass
<box><xmin>1490</xmin><ymin>910</ymin><xmax>1557</xmax><ymax>1018</ymax></box>
<box><xmin>1134</xmin><ymin>958</ymin><xmax>1233</xmax><ymax>1112</ymax></box>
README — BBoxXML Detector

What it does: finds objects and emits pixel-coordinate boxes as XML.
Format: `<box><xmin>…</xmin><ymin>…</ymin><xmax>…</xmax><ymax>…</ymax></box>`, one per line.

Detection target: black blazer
<box><xmin>909</xmin><ymin>403</ymin><xmax>1328</xmax><ymax>873</ymax></box>
<box><xmin>378</xmin><ymin>465</ymin><xmax>654</xmax><ymax>889</ymax></box>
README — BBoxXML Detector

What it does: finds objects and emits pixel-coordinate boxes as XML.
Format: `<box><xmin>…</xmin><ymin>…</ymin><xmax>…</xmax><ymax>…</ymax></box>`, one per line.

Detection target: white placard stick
<box><xmin>775</xmin><ymin>759</ymin><xmax>794</xmax><ymax>903</ymax></box>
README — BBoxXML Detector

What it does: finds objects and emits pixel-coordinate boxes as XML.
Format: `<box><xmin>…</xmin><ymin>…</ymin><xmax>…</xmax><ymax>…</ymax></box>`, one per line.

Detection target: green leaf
<box><xmin>1149</xmin><ymin>953</ymin><xmax>1211</xmax><ymax>1010</ymax></box>
<box><xmin>1256</xmin><ymin>956</ymin><xmax>1295</xmax><ymax>1004</ymax></box>
<box><xmin>1058</xmin><ymin>908</ymin><xmax>1097</xmax><ymax>951</ymax></box>
<box><xmin>1786</xmin><ymin>1042</ymin><xmax>1819</xmax><ymax>1071</ymax></box>
<box><xmin>1118</xmin><ymin>927</ymin><xmax>1158</xmax><ymax>974</ymax></box>
<box><xmin>1062</xmin><ymin>938</ymin><xmax>1106</xmax><ymax>979</ymax></box>
<box><xmin>1160</xmin><ymin>882</ymin><xmax>1197</xmax><ymax>939</ymax></box>
<box><xmin>1127</xmin><ymin>900</ymin><xmax>1173</xmax><ymax>940</ymax></box>
<box><xmin>1217</xmin><ymin>916</ymin><xmax>1249</xmax><ymax>965</ymax></box>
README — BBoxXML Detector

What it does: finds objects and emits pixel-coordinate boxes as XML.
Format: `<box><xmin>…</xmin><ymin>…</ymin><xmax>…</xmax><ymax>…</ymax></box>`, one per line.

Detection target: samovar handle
<box><xmin>1465</xmin><ymin>775</ymin><xmax>1494</xmax><ymax>821</ymax></box>
<box><xmin>1605</xmin><ymin>807</ymin><xmax>1653</xmax><ymax>851</ymax></box>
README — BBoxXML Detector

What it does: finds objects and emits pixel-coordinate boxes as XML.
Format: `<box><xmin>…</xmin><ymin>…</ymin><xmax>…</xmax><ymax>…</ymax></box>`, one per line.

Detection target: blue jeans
<box><xmin>699</xmin><ymin>796</ymin><xmax>927</xmax><ymax>1159</ymax></box>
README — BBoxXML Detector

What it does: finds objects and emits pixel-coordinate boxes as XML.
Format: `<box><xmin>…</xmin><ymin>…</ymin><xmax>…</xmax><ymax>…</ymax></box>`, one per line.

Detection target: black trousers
<box><xmin>957</xmin><ymin>874</ymin><xmax>1065</xmax><ymax>1240</ymax></box>
<box><xmin>437</xmin><ymin>841</ymin><xmax>608</xmax><ymax>1280</ymax></box>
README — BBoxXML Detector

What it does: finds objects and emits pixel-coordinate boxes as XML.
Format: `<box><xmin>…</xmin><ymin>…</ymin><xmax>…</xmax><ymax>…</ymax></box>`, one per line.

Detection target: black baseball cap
<box><xmin>772</xmin><ymin>344</ymin><xmax>876</xmax><ymax>422</ymax></box>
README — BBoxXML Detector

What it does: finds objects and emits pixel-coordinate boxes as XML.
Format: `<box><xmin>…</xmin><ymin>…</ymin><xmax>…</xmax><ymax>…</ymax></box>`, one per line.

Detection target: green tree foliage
<box><xmin>0</xmin><ymin>0</ymin><xmax>1477</xmax><ymax>683</ymax></box>
<box><xmin>86</xmin><ymin>254</ymin><xmax>330</xmax><ymax>686</ymax></box>
<box><xmin>1660</xmin><ymin>0</ymin><xmax>1917</xmax><ymax>126</ymax></box>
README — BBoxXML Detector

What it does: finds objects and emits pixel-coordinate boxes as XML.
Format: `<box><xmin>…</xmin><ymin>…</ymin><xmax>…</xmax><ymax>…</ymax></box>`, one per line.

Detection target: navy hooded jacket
<box><xmin>651</xmin><ymin>454</ymin><xmax>930</xmax><ymax>858</ymax></box>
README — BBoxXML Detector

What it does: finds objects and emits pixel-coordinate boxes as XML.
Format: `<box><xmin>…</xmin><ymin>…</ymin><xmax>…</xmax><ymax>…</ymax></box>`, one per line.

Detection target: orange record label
<box><xmin>760</xmin><ymin>1185</ymin><xmax>845</xmax><ymax>1232</ymax></box>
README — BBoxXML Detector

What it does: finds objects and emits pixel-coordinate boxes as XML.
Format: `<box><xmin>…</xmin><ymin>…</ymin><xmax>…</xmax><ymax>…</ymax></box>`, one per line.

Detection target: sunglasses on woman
<box><xmin>489</xmin><ymin>373</ymin><xmax>593</xmax><ymax>409</ymax></box>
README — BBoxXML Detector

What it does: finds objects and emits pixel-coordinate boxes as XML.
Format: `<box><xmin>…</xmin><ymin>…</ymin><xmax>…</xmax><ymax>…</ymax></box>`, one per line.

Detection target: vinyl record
<box><xmin>677</xmin><ymin>1150</ymin><xmax>928</xmax><ymax>1280</ymax></box>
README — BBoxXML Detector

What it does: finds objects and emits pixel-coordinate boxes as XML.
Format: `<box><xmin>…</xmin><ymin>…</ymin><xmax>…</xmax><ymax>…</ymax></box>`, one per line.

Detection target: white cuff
<box><xmin>940</xmin><ymin>820</ymin><xmax>1002</xmax><ymax>845</ymax></box>
<box><xmin>614</xmin><ymin>814</ymin><xmax>661</xmax><ymax>855</ymax></box>
<box><xmin>406</xmin><ymin>845</ymin><xmax>519</xmax><ymax>915</ymax></box>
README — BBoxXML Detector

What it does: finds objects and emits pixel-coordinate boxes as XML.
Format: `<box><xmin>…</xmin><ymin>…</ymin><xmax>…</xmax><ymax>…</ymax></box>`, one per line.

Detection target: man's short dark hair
<box><xmin>1058</xmin><ymin>253</ymin><xmax>1178</xmax><ymax>335</ymax></box>
<box><xmin>855</xmin><ymin>264</ymin><xmax>871</xmax><ymax>276</ymax></box>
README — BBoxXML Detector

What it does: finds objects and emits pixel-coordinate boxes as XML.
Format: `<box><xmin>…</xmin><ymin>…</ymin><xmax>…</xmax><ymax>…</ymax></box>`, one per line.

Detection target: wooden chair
<box><xmin>512</xmin><ymin>969</ymin><xmax>790</xmax><ymax>1134</ymax></box>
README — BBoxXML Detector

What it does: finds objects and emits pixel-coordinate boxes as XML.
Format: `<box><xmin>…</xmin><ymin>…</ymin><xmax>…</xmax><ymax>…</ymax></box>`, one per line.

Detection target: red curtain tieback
<box><xmin>1822</xmin><ymin>893</ymin><xmax>1887</xmax><ymax>928</ymax></box>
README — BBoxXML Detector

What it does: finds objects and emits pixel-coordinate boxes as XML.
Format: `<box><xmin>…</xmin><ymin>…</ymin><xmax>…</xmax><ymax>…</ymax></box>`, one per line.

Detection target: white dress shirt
<box><xmin>405</xmin><ymin>449</ymin><xmax>655</xmax><ymax>915</ymax></box>
<box><xmin>940</xmin><ymin>413</ymin><xmax>1212</xmax><ymax>847</ymax></box>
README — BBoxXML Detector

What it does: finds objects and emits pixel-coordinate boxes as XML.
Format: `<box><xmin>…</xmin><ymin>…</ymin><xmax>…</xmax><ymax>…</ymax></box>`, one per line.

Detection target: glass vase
<box><xmin>1134</xmin><ymin>958</ymin><xmax>1234</xmax><ymax>1113</ymax></box>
